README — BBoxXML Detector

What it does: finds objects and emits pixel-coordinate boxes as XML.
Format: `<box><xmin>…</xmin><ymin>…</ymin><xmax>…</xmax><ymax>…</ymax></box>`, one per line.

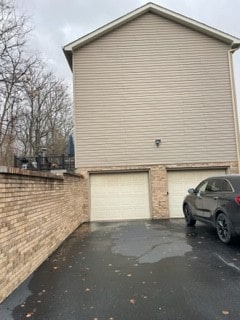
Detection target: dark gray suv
<box><xmin>183</xmin><ymin>175</ymin><xmax>240</xmax><ymax>243</ymax></box>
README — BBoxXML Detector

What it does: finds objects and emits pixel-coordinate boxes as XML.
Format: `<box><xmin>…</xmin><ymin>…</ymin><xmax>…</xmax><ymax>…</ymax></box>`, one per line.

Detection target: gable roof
<box><xmin>63</xmin><ymin>2</ymin><xmax>240</xmax><ymax>69</ymax></box>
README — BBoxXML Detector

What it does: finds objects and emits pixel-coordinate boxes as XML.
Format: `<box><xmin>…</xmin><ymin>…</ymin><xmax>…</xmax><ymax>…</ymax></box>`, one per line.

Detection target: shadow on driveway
<box><xmin>1</xmin><ymin>219</ymin><xmax>240</xmax><ymax>320</ymax></box>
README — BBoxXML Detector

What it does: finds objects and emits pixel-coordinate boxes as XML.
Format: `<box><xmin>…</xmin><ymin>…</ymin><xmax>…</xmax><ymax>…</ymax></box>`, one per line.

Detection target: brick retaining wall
<box><xmin>0</xmin><ymin>167</ymin><xmax>86</xmax><ymax>303</ymax></box>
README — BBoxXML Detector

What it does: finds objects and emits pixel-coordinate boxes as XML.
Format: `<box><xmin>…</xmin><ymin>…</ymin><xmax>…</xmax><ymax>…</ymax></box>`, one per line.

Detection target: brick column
<box><xmin>150</xmin><ymin>165</ymin><xmax>168</xmax><ymax>219</ymax></box>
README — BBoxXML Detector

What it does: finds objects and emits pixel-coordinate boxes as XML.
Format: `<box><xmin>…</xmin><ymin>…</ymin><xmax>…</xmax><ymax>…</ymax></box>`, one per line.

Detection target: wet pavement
<box><xmin>1</xmin><ymin>219</ymin><xmax>240</xmax><ymax>320</ymax></box>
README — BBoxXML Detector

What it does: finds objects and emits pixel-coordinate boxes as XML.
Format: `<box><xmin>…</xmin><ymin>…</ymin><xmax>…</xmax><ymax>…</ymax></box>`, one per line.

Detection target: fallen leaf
<box><xmin>26</xmin><ymin>313</ymin><xmax>33</xmax><ymax>318</ymax></box>
<box><xmin>222</xmin><ymin>310</ymin><xmax>229</xmax><ymax>315</ymax></box>
<box><xmin>127</xmin><ymin>274</ymin><xmax>132</xmax><ymax>277</ymax></box>
<box><xmin>129</xmin><ymin>298</ymin><xmax>136</xmax><ymax>304</ymax></box>
<box><xmin>85</xmin><ymin>288</ymin><xmax>91</xmax><ymax>292</ymax></box>
<box><xmin>53</xmin><ymin>266</ymin><xmax>58</xmax><ymax>270</ymax></box>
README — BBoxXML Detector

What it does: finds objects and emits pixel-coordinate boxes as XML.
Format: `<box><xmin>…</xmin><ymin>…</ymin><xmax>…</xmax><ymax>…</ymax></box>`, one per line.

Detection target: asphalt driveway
<box><xmin>1</xmin><ymin>219</ymin><xmax>240</xmax><ymax>320</ymax></box>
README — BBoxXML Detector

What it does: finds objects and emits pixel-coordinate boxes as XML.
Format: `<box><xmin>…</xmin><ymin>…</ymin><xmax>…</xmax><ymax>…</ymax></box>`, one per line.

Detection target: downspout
<box><xmin>228</xmin><ymin>46</ymin><xmax>240</xmax><ymax>173</ymax></box>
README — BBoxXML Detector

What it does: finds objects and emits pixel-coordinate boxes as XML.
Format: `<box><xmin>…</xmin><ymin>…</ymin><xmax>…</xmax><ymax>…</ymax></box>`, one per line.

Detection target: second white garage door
<box><xmin>90</xmin><ymin>172</ymin><xmax>150</xmax><ymax>221</ymax></box>
<box><xmin>168</xmin><ymin>169</ymin><xmax>226</xmax><ymax>218</ymax></box>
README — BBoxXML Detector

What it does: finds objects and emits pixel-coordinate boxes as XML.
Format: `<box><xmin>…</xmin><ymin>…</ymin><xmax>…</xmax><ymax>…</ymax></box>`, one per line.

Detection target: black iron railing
<box><xmin>14</xmin><ymin>155</ymin><xmax>75</xmax><ymax>172</ymax></box>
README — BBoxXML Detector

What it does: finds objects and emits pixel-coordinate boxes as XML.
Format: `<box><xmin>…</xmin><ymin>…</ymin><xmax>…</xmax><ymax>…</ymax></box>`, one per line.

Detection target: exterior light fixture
<box><xmin>155</xmin><ymin>139</ymin><xmax>161</xmax><ymax>147</ymax></box>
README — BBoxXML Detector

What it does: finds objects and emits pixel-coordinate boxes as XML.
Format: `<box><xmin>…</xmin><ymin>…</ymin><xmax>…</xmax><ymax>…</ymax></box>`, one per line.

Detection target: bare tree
<box><xmin>0</xmin><ymin>0</ymin><xmax>73</xmax><ymax>165</ymax></box>
<box><xmin>18</xmin><ymin>64</ymin><xmax>73</xmax><ymax>156</ymax></box>
<box><xmin>0</xmin><ymin>0</ymin><xmax>35</xmax><ymax>165</ymax></box>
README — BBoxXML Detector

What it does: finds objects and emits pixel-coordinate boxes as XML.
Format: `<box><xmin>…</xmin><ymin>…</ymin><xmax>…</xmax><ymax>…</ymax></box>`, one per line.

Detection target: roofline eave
<box><xmin>63</xmin><ymin>2</ymin><xmax>240</xmax><ymax>69</ymax></box>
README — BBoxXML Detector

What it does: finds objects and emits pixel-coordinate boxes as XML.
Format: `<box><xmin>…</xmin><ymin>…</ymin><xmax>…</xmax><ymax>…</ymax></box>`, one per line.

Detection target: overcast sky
<box><xmin>17</xmin><ymin>0</ymin><xmax>240</xmax><ymax>110</ymax></box>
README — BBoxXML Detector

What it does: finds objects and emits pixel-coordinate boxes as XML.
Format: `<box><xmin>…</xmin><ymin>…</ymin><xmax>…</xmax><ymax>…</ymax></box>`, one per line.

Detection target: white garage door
<box><xmin>168</xmin><ymin>169</ymin><xmax>226</xmax><ymax>218</ymax></box>
<box><xmin>90</xmin><ymin>172</ymin><xmax>150</xmax><ymax>221</ymax></box>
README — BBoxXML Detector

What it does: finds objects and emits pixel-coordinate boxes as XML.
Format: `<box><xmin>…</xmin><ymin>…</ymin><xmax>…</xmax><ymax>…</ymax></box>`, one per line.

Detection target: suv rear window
<box><xmin>221</xmin><ymin>179</ymin><xmax>233</xmax><ymax>192</ymax></box>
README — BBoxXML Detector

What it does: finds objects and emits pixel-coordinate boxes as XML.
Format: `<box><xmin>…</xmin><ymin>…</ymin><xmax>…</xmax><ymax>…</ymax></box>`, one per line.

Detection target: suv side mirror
<box><xmin>188</xmin><ymin>188</ymin><xmax>196</xmax><ymax>194</ymax></box>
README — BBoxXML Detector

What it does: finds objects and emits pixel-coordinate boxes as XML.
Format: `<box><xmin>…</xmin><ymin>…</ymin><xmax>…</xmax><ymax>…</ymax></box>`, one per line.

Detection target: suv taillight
<box><xmin>235</xmin><ymin>195</ymin><xmax>240</xmax><ymax>205</ymax></box>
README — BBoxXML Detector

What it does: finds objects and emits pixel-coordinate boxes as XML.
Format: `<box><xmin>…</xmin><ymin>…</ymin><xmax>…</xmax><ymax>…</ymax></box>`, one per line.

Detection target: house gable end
<box><xmin>72</xmin><ymin>12</ymin><xmax>238</xmax><ymax>168</ymax></box>
<box><xmin>63</xmin><ymin>2</ymin><xmax>240</xmax><ymax>69</ymax></box>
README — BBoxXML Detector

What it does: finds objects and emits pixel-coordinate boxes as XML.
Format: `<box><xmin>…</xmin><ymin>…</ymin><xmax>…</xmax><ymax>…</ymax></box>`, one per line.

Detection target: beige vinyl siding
<box><xmin>73</xmin><ymin>12</ymin><xmax>237</xmax><ymax>168</ymax></box>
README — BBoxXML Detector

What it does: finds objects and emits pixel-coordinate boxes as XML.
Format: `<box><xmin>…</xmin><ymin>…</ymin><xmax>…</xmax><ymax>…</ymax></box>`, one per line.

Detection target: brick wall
<box><xmin>0</xmin><ymin>167</ymin><xmax>87</xmax><ymax>303</ymax></box>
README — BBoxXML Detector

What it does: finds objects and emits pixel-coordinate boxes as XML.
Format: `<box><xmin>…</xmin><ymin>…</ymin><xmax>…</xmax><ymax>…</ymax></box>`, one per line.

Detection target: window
<box><xmin>205</xmin><ymin>178</ymin><xmax>233</xmax><ymax>193</ymax></box>
<box><xmin>221</xmin><ymin>180</ymin><xmax>233</xmax><ymax>192</ymax></box>
<box><xmin>196</xmin><ymin>180</ymin><xmax>208</xmax><ymax>193</ymax></box>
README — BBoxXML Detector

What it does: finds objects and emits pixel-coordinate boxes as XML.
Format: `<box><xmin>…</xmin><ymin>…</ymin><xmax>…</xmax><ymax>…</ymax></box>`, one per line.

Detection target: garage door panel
<box><xmin>168</xmin><ymin>169</ymin><xmax>226</xmax><ymax>218</ymax></box>
<box><xmin>90</xmin><ymin>172</ymin><xmax>150</xmax><ymax>221</ymax></box>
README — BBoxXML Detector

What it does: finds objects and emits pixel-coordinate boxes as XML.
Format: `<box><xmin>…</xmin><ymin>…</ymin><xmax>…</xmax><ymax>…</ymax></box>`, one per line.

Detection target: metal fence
<box><xmin>14</xmin><ymin>155</ymin><xmax>75</xmax><ymax>172</ymax></box>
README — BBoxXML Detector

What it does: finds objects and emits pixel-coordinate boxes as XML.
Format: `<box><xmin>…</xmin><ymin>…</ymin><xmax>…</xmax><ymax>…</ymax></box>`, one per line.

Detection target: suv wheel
<box><xmin>183</xmin><ymin>204</ymin><xmax>196</xmax><ymax>226</ymax></box>
<box><xmin>216</xmin><ymin>213</ymin><xmax>232</xmax><ymax>244</ymax></box>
